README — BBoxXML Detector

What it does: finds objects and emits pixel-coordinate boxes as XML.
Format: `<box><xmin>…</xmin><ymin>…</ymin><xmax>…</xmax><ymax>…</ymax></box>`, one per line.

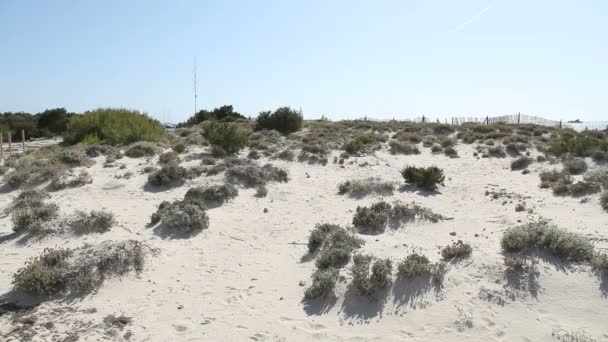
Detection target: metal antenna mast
<box><xmin>193</xmin><ymin>57</ymin><xmax>198</xmax><ymax>115</ymax></box>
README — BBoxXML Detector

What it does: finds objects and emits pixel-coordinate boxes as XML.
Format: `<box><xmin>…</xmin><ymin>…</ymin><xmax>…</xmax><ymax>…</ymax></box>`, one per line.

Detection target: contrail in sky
<box><xmin>450</xmin><ymin>1</ymin><xmax>497</xmax><ymax>33</ymax></box>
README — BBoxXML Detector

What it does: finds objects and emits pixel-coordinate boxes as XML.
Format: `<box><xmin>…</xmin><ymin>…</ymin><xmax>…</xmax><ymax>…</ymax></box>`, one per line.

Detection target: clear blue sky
<box><xmin>1</xmin><ymin>0</ymin><xmax>606</xmax><ymax>122</ymax></box>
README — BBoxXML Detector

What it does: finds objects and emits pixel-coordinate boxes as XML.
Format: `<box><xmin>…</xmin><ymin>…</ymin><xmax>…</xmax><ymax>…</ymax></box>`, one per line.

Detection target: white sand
<box><xmin>1</xmin><ymin>144</ymin><xmax>607</xmax><ymax>341</ymax></box>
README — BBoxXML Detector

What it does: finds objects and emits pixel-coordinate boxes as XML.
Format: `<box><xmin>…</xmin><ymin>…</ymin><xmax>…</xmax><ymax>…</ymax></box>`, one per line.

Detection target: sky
<box><xmin>1</xmin><ymin>0</ymin><xmax>607</xmax><ymax>123</ymax></box>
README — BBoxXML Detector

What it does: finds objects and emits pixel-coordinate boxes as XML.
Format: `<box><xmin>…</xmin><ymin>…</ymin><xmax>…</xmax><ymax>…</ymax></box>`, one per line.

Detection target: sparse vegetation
<box><xmin>563</xmin><ymin>157</ymin><xmax>588</xmax><ymax>175</ymax></box>
<box><xmin>389</xmin><ymin>140</ymin><xmax>420</xmax><ymax>155</ymax></box>
<box><xmin>158</xmin><ymin>151</ymin><xmax>180</xmax><ymax>164</ymax></box>
<box><xmin>601</xmin><ymin>191</ymin><xmax>608</xmax><ymax>211</ymax></box>
<box><xmin>58</xmin><ymin>149</ymin><xmax>91</xmax><ymax>166</ymax></box>
<box><xmin>225</xmin><ymin>163</ymin><xmax>288</xmax><ymax>188</ymax></box>
<box><xmin>64</xmin><ymin>108</ymin><xmax>164</xmax><ymax>145</ymax></box>
<box><xmin>12</xmin><ymin>240</ymin><xmax>148</xmax><ymax>296</ymax></box>
<box><xmin>351</xmin><ymin>255</ymin><xmax>393</xmax><ymax>296</ymax></box>
<box><xmin>500</xmin><ymin>220</ymin><xmax>594</xmax><ymax>262</ymax></box>
<box><xmin>184</xmin><ymin>184</ymin><xmax>238</xmax><ymax>205</ymax></box>
<box><xmin>400</xmin><ymin>166</ymin><xmax>445</xmax><ymax>190</ymax></box>
<box><xmin>125</xmin><ymin>141</ymin><xmax>161</xmax><ymax>158</ymax></box>
<box><xmin>304</xmin><ymin>269</ymin><xmax>339</xmax><ymax>300</ymax></box>
<box><xmin>397</xmin><ymin>253</ymin><xmax>431</xmax><ymax>277</ymax></box>
<box><xmin>337</xmin><ymin>178</ymin><xmax>394</xmax><ymax>197</ymax></box>
<box><xmin>314</xmin><ymin>226</ymin><xmax>364</xmax><ymax>269</ymax></box>
<box><xmin>67</xmin><ymin>210</ymin><xmax>116</xmax><ymax>234</ymax></box>
<box><xmin>584</xmin><ymin>168</ymin><xmax>608</xmax><ymax>189</ymax></box>
<box><xmin>441</xmin><ymin>241</ymin><xmax>472</xmax><ymax>261</ymax></box>
<box><xmin>150</xmin><ymin>198</ymin><xmax>209</xmax><ymax>233</ymax></box>
<box><xmin>202</xmin><ymin>120</ymin><xmax>250</xmax><ymax>154</ymax></box>
<box><xmin>511</xmin><ymin>156</ymin><xmax>533</xmax><ymax>170</ymax></box>
<box><xmin>147</xmin><ymin>164</ymin><xmax>188</xmax><ymax>187</ymax></box>
<box><xmin>11</xmin><ymin>191</ymin><xmax>59</xmax><ymax>233</ymax></box>
<box><xmin>352</xmin><ymin>201</ymin><xmax>444</xmax><ymax>234</ymax></box>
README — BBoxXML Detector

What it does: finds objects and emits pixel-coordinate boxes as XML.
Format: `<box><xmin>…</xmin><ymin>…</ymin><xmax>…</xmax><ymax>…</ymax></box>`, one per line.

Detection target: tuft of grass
<box><xmin>443</xmin><ymin>146</ymin><xmax>458</xmax><ymax>158</ymax></box>
<box><xmin>11</xmin><ymin>191</ymin><xmax>59</xmax><ymax>233</ymax></box>
<box><xmin>351</xmin><ymin>255</ymin><xmax>393</xmax><ymax>296</ymax></box>
<box><xmin>488</xmin><ymin>146</ymin><xmax>507</xmax><ymax>158</ymax></box>
<box><xmin>125</xmin><ymin>142</ymin><xmax>161</xmax><ymax>158</ymax></box>
<box><xmin>68</xmin><ymin>210</ymin><xmax>116</xmax><ymax>234</ymax></box>
<box><xmin>510</xmin><ymin>156</ymin><xmax>533</xmax><ymax>171</ymax></box>
<box><xmin>304</xmin><ymin>269</ymin><xmax>339</xmax><ymax>300</ymax></box>
<box><xmin>58</xmin><ymin>149</ymin><xmax>91</xmax><ymax>166</ymax></box>
<box><xmin>184</xmin><ymin>184</ymin><xmax>238</xmax><ymax>205</ymax></box>
<box><xmin>337</xmin><ymin>178</ymin><xmax>394</xmax><ymax>197</ymax></box>
<box><xmin>12</xmin><ymin>240</ymin><xmax>148</xmax><ymax>296</ymax></box>
<box><xmin>225</xmin><ymin>163</ymin><xmax>288</xmax><ymax>188</ymax></box>
<box><xmin>441</xmin><ymin>241</ymin><xmax>472</xmax><ymax>261</ymax></box>
<box><xmin>500</xmin><ymin>220</ymin><xmax>594</xmax><ymax>262</ymax></box>
<box><xmin>583</xmin><ymin>168</ymin><xmax>608</xmax><ymax>189</ymax></box>
<box><xmin>400</xmin><ymin>166</ymin><xmax>445</xmax><ymax>190</ymax></box>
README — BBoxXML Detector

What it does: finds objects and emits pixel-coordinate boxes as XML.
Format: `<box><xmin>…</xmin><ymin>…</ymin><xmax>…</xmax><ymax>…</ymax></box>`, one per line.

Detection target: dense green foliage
<box><xmin>202</xmin><ymin>120</ymin><xmax>250</xmax><ymax>154</ymax></box>
<box><xmin>179</xmin><ymin>105</ymin><xmax>245</xmax><ymax>127</ymax></box>
<box><xmin>0</xmin><ymin>108</ymin><xmax>74</xmax><ymax>140</ymax></box>
<box><xmin>63</xmin><ymin>108</ymin><xmax>164</xmax><ymax>145</ymax></box>
<box><xmin>255</xmin><ymin>107</ymin><xmax>303</xmax><ymax>134</ymax></box>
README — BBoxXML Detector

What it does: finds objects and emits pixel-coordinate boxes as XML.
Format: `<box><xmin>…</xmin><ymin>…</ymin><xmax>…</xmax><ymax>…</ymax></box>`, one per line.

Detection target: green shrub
<box><xmin>304</xmin><ymin>269</ymin><xmax>339</xmax><ymax>300</ymax></box>
<box><xmin>488</xmin><ymin>146</ymin><xmax>506</xmax><ymax>158</ymax></box>
<box><xmin>147</xmin><ymin>164</ymin><xmax>188</xmax><ymax>187</ymax></box>
<box><xmin>441</xmin><ymin>241</ymin><xmax>472</xmax><ymax>260</ymax></box>
<box><xmin>68</xmin><ymin>210</ymin><xmax>115</xmax><ymax>234</ymax></box>
<box><xmin>275</xmin><ymin>149</ymin><xmax>295</xmax><ymax>161</ymax></box>
<box><xmin>337</xmin><ymin>178</ymin><xmax>394</xmax><ymax>197</ymax></box>
<box><xmin>3</xmin><ymin>158</ymin><xmax>66</xmax><ymax>188</ymax></box>
<box><xmin>64</xmin><ymin>108</ymin><xmax>164</xmax><ymax>145</ymax></box>
<box><xmin>59</xmin><ymin>149</ymin><xmax>90</xmax><ymax>166</ymax></box>
<box><xmin>591</xmin><ymin>253</ymin><xmax>608</xmax><ymax>272</ymax></box>
<box><xmin>500</xmin><ymin>220</ymin><xmax>594</xmax><ymax>262</ymax></box>
<box><xmin>444</xmin><ymin>146</ymin><xmax>458</xmax><ymax>158</ymax></box>
<box><xmin>510</xmin><ymin>156</ymin><xmax>533</xmax><ymax>171</ymax></box>
<box><xmin>12</xmin><ymin>240</ymin><xmax>147</xmax><ymax>296</ymax></box>
<box><xmin>568</xmin><ymin>181</ymin><xmax>601</xmax><ymax>197</ymax></box>
<box><xmin>351</xmin><ymin>255</ymin><xmax>393</xmax><ymax>296</ymax></box>
<box><xmin>315</xmin><ymin>227</ymin><xmax>364</xmax><ymax>269</ymax></box>
<box><xmin>184</xmin><ymin>184</ymin><xmax>238</xmax><ymax>205</ymax></box>
<box><xmin>158</xmin><ymin>151</ymin><xmax>180</xmax><ymax>165</ymax></box>
<box><xmin>11</xmin><ymin>192</ymin><xmax>59</xmax><ymax>233</ymax></box>
<box><xmin>389</xmin><ymin>140</ymin><xmax>420</xmax><ymax>155</ymax></box>
<box><xmin>563</xmin><ymin>157</ymin><xmax>588</xmax><ymax>175</ymax></box>
<box><xmin>397</xmin><ymin>253</ymin><xmax>432</xmax><ymax>277</ymax></box>
<box><xmin>225</xmin><ymin>163</ymin><xmax>288</xmax><ymax>188</ymax></box>
<box><xmin>583</xmin><ymin>168</ymin><xmax>608</xmax><ymax>189</ymax></box>
<box><xmin>308</xmin><ymin>223</ymin><xmax>341</xmax><ymax>254</ymax></box>
<box><xmin>255</xmin><ymin>107</ymin><xmax>303</xmax><ymax>134</ymax></box>
<box><xmin>202</xmin><ymin>120</ymin><xmax>250</xmax><ymax>154</ymax></box>
<box><xmin>352</xmin><ymin>201</ymin><xmax>444</xmax><ymax>234</ymax></box>
<box><xmin>344</xmin><ymin>139</ymin><xmax>364</xmax><ymax>154</ymax></box>
<box><xmin>400</xmin><ymin>166</ymin><xmax>445</xmax><ymax>190</ymax></box>
<box><xmin>172</xmin><ymin>143</ymin><xmax>186</xmax><ymax>154</ymax></box>
<box><xmin>150</xmin><ymin>199</ymin><xmax>209</xmax><ymax>233</ymax></box>
<box><xmin>179</xmin><ymin>105</ymin><xmax>245</xmax><ymax>126</ymax></box>
<box><xmin>124</xmin><ymin>142</ymin><xmax>161</xmax><ymax>158</ymax></box>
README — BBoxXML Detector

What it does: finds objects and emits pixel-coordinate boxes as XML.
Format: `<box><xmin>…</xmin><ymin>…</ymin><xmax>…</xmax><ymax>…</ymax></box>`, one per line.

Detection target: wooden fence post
<box><xmin>21</xmin><ymin>130</ymin><xmax>25</xmax><ymax>152</ymax></box>
<box><xmin>0</xmin><ymin>131</ymin><xmax>3</xmax><ymax>162</ymax></box>
<box><xmin>517</xmin><ymin>112</ymin><xmax>521</xmax><ymax>124</ymax></box>
<box><xmin>7</xmin><ymin>130</ymin><xmax>12</xmax><ymax>156</ymax></box>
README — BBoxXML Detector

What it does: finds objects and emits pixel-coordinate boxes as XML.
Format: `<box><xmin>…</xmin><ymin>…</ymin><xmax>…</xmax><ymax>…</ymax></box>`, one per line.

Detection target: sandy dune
<box><xmin>0</xmin><ymin>143</ymin><xmax>607</xmax><ymax>341</ymax></box>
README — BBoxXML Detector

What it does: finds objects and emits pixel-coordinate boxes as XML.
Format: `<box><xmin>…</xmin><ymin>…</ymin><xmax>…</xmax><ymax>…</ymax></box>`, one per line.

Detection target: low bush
<box><xmin>563</xmin><ymin>157</ymin><xmax>588</xmax><ymax>175</ymax></box>
<box><xmin>202</xmin><ymin>120</ymin><xmax>250</xmax><ymax>154</ymax></box>
<box><xmin>488</xmin><ymin>146</ymin><xmax>507</xmax><ymax>158</ymax></box>
<box><xmin>172</xmin><ymin>143</ymin><xmax>186</xmax><ymax>154</ymax></box>
<box><xmin>314</xmin><ymin>227</ymin><xmax>364</xmax><ymax>269</ymax></box>
<box><xmin>12</xmin><ymin>240</ymin><xmax>148</xmax><ymax>296</ymax></box>
<box><xmin>255</xmin><ymin>107</ymin><xmax>303</xmax><ymax>134</ymax></box>
<box><xmin>397</xmin><ymin>253</ymin><xmax>431</xmax><ymax>277</ymax></box>
<box><xmin>3</xmin><ymin>157</ymin><xmax>66</xmax><ymax>188</ymax></box>
<box><xmin>225</xmin><ymin>163</ymin><xmax>288</xmax><ymax>188</ymax></box>
<box><xmin>63</xmin><ymin>108</ymin><xmax>164</xmax><ymax>146</ymax></box>
<box><xmin>568</xmin><ymin>181</ymin><xmax>601</xmax><ymax>197</ymax></box>
<box><xmin>583</xmin><ymin>168</ymin><xmax>608</xmax><ymax>189</ymax></box>
<box><xmin>400</xmin><ymin>166</ymin><xmax>445</xmax><ymax>190</ymax></box>
<box><xmin>344</xmin><ymin>139</ymin><xmax>364</xmax><ymax>155</ymax></box>
<box><xmin>304</xmin><ymin>269</ymin><xmax>339</xmax><ymax>300</ymax></box>
<box><xmin>443</xmin><ymin>146</ymin><xmax>458</xmax><ymax>158</ymax></box>
<box><xmin>275</xmin><ymin>149</ymin><xmax>295</xmax><ymax>161</ymax></box>
<box><xmin>308</xmin><ymin>223</ymin><xmax>341</xmax><ymax>254</ymax></box>
<box><xmin>158</xmin><ymin>151</ymin><xmax>180</xmax><ymax>165</ymax></box>
<box><xmin>150</xmin><ymin>199</ymin><xmax>209</xmax><ymax>233</ymax></box>
<box><xmin>50</xmin><ymin>171</ymin><xmax>93</xmax><ymax>190</ymax></box>
<box><xmin>147</xmin><ymin>164</ymin><xmax>188</xmax><ymax>187</ymax></box>
<box><xmin>125</xmin><ymin>142</ymin><xmax>161</xmax><ymax>158</ymax></box>
<box><xmin>592</xmin><ymin>150</ymin><xmax>608</xmax><ymax>164</ymax></box>
<box><xmin>68</xmin><ymin>210</ymin><xmax>116</xmax><ymax>234</ymax></box>
<box><xmin>441</xmin><ymin>241</ymin><xmax>472</xmax><ymax>260</ymax></box>
<box><xmin>510</xmin><ymin>156</ymin><xmax>533</xmax><ymax>171</ymax></box>
<box><xmin>58</xmin><ymin>149</ymin><xmax>91</xmax><ymax>166</ymax></box>
<box><xmin>351</xmin><ymin>255</ymin><xmax>393</xmax><ymax>296</ymax></box>
<box><xmin>352</xmin><ymin>201</ymin><xmax>444</xmax><ymax>234</ymax></box>
<box><xmin>11</xmin><ymin>192</ymin><xmax>59</xmax><ymax>233</ymax></box>
<box><xmin>500</xmin><ymin>220</ymin><xmax>594</xmax><ymax>262</ymax></box>
<box><xmin>337</xmin><ymin>178</ymin><xmax>394</xmax><ymax>197</ymax></box>
<box><xmin>389</xmin><ymin>140</ymin><xmax>420</xmax><ymax>155</ymax></box>
<box><xmin>184</xmin><ymin>184</ymin><xmax>238</xmax><ymax>205</ymax></box>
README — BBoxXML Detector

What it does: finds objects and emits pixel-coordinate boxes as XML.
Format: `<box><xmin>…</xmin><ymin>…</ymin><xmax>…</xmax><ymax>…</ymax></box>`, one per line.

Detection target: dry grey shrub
<box><xmin>500</xmin><ymin>219</ymin><xmax>594</xmax><ymax>262</ymax></box>
<box><xmin>389</xmin><ymin>140</ymin><xmax>420</xmax><ymax>155</ymax></box>
<box><xmin>351</xmin><ymin>254</ymin><xmax>393</xmax><ymax>296</ymax></box>
<box><xmin>352</xmin><ymin>200</ymin><xmax>444</xmax><ymax>234</ymax></box>
<box><xmin>124</xmin><ymin>142</ymin><xmax>161</xmax><ymax>158</ymax></box>
<box><xmin>51</xmin><ymin>170</ymin><xmax>93</xmax><ymax>190</ymax></box>
<box><xmin>304</xmin><ymin>268</ymin><xmax>339</xmax><ymax>300</ymax></box>
<box><xmin>150</xmin><ymin>199</ymin><xmax>209</xmax><ymax>233</ymax></box>
<box><xmin>11</xmin><ymin>190</ymin><xmax>59</xmax><ymax>233</ymax></box>
<box><xmin>67</xmin><ymin>210</ymin><xmax>116</xmax><ymax>234</ymax></box>
<box><xmin>12</xmin><ymin>240</ymin><xmax>151</xmax><ymax>296</ymax></box>
<box><xmin>225</xmin><ymin>163</ymin><xmax>288</xmax><ymax>188</ymax></box>
<box><xmin>441</xmin><ymin>241</ymin><xmax>473</xmax><ymax>260</ymax></box>
<box><xmin>337</xmin><ymin>178</ymin><xmax>395</xmax><ymax>197</ymax></box>
<box><xmin>563</xmin><ymin>157</ymin><xmax>588</xmax><ymax>175</ymax></box>
<box><xmin>184</xmin><ymin>184</ymin><xmax>238</xmax><ymax>206</ymax></box>
<box><xmin>583</xmin><ymin>167</ymin><xmax>608</xmax><ymax>189</ymax></box>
